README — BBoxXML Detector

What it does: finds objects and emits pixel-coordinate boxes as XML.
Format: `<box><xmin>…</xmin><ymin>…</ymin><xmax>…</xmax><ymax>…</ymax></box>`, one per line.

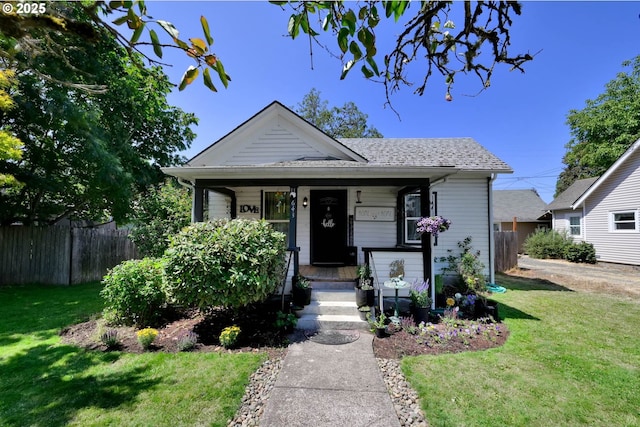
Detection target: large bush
<box><xmin>564</xmin><ymin>241</ymin><xmax>597</xmax><ymax>264</ymax></box>
<box><xmin>523</xmin><ymin>229</ymin><xmax>573</xmax><ymax>259</ymax></box>
<box><xmin>101</xmin><ymin>257</ymin><xmax>167</xmax><ymax>327</ymax></box>
<box><xmin>164</xmin><ymin>219</ymin><xmax>287</xmax><ymax>310</ymax></box>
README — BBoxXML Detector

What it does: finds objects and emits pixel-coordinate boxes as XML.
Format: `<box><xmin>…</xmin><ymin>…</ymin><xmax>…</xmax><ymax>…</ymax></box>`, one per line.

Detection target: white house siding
<box><xmin>369</xmin><ymin>251</ymin><xmax>423</xmax><ymax>298</ymax></box>
<box><xmin>552</xmin><ymin>209</ymin><xmax>585</xmax><ymax>242</ymax></box>
<box><xmin>353</xmin><ymin>186</ymin><xmax>398</xmax><ymax>265</ymax></box>
<box><xmin>224</xmin><ymin>124</ymin><xmax>350</xmax><ymax>166</ymax></box>
<box><xmin>583</xmin><ymin>154</ymin><xmax>640</xmax><ymax>265</ymax></box>
<box><xmin>432</xmin><ymin>177</ymin><xmax>492</xmax><ymax>278</ymax></box>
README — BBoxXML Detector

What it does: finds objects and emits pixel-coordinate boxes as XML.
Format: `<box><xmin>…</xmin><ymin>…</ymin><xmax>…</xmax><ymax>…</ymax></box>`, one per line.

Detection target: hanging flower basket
<box><xmin>416</xmin><ymin>215</ymin><xmax>451</xmax><ymax>238</ymax></box>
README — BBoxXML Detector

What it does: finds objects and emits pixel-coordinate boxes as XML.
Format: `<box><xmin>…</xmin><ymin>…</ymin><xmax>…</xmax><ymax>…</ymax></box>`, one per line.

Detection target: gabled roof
<box><xmin>546</xmin><ymin>177</ymin><xmax>598</xmax><ymax>211</ymax></box>
<box><xmin>493</xmin><ymin>189</ymin><xmax>549</xmax><ymax>222</ymax></box>
<box><xmin>162</xmin><ymin>101</ymin><xmax>512</xmax><ymax>182</ymax></box>
<box><xmin>572</xmin><ymin>138</ymin><xmax>640</xmax><ymax>208</ymax></box>
<box><xmin>188</xmin><ymin>101</ymin><xmax>367</xmax><ymax>166</ymax></box>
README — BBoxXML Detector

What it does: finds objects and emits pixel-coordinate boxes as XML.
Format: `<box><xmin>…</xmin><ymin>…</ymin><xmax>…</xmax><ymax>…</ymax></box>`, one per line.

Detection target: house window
<box><xmin>569</xmin><ymin>216</ymin><xmax>581</xmax><ymax>236</ymax></box>
<box><xmin>405</xmin><ymin>193</ymin><xmax>421</xmax><ymax>244</ymax></box>
<box><xmin>264</xmin><ymin>191</ymin><xmax>289</xmax><ymax>235</ymax></box>
<box><xmin>611</xmin><ymin>211</ymin><xmax>637</xmax><ymax>231</ymax></box>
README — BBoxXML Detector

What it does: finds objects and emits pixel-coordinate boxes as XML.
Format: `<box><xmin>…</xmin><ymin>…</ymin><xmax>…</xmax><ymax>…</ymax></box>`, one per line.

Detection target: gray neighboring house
<box><xmin>547</xmin><ymin>138</ymin><xmax>640</xmax><ymax>266</ymax></box>
<box><xmin>162</xmin><ymin>101</ymin><xmax>514</xmax><ymax>296</ymax></box>
<box><xmin>493</xmin><ymin>189</ymin><xmax>551</xmax><ymax>253</ymax></box>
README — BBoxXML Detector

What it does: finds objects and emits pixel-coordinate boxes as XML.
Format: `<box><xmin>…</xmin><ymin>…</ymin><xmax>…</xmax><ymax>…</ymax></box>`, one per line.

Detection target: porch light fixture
<box><xmin>302</xmin><ymin>197</ymin><xmax>308</xmax><ymax>208</ymax></box>
<box><xmin>356</xmin><ymin>190</ymin><xmax>362</xmax><ymax>204</ymax></box>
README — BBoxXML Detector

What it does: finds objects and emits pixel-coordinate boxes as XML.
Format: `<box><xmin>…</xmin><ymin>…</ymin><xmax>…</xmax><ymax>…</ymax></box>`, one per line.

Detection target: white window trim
<box><xmin>609</xmin><ymin>210</ymin><xmax>639</xmax><ymax>233</ymax></box>
<box><xmin>568</xmin><ymin>215</ymin><xmax>581</xmax><ymax>237</ymax></box>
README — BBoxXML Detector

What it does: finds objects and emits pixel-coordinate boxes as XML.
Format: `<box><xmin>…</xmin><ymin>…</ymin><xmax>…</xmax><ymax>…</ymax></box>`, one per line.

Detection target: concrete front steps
<box><xmin>295</xmin><ymin>283</ymin><xmax>369</xmax><ymax>331</ymax></box>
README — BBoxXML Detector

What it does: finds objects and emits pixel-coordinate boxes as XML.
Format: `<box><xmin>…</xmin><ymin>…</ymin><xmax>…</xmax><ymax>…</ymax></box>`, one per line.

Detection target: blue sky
<box><xmin>142</xmin><ymin>1</ymin><xmax>640</xmax><ymax>203</ymax></box>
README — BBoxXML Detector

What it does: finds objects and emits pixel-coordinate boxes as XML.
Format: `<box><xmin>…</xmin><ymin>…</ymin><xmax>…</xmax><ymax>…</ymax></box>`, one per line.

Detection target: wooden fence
<box><xmin>0</xmin><ymin>227</ymin><xmax>139</xmax><ymax>285</ymax></box>
<box><xmin>494</xmin><ymin>231</ymin><xmax>518</xmax><ymax>272</ymax></box>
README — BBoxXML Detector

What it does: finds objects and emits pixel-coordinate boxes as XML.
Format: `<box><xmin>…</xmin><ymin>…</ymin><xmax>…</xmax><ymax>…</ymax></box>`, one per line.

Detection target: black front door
<box><xmin>310</xmin><ymin>190</ymin><xmax>347</xmax><ymax>265</ymax></box>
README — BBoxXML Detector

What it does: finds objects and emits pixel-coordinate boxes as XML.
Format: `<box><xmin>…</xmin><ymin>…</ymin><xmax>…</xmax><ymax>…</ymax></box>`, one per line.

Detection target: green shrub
<box><xmin>523</xmin><ymin>229</ymin><xmax>573</xmax><ymax>259</ymax></box>
<box><xmin>101</xmin><ymin>257</ymin><xmax>167</xmax><ymax>327</ymax></box>
<box><xmin>564</xmin><ymin>241</ymin><xmax>597</xmax><ymax>263</ymax></box>
<box><xmin>164</xmin><ymin>219</ymin><xmax>287</xmax><ymax>310</ymax></box>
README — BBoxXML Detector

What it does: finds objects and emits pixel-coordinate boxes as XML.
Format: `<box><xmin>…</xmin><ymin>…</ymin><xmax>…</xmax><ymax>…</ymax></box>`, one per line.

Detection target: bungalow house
<box><xmin>493</xmin><ymin>189</ymin><xmax>551</xmax><ymax>253</ymax></box>
<box><xmin>546</xmin><ymin>138</ymin><xmax>640</xmax><ymax>266</ymax></box>
<box><xmin>162</xmin><ymin>101</ymin><xmax>514</xmax><ymax>301</ymax></box>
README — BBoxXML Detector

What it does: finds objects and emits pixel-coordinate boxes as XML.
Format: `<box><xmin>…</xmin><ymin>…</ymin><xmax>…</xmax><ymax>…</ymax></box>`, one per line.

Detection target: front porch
<box><xmin>299</xmin><ymin>265</ymin><xmax>358</xmax><ymax>282</ymax></box>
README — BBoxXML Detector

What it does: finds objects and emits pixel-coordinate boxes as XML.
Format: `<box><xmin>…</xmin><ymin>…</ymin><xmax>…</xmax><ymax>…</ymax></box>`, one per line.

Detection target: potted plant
<box><xmin>292</xmin><ymin>275</ymin><xmax>312</xmax><ymax>306</ymax></box>
<box><xmin>357</xmin><ymin>305</ymin><xmax>371</xmax><ymax>321</ymax></box>
<box><xmin>367</xmin><ymin>312</ymin><xmax>387</xmax><ymax>338</ymax></box>
<box><xmin>409</xmin><ymin>279</ymin><xmax>431</xmax><ymax>325</ymax></box>
<box><xmin>355</xmin><ymin>264</ymin><xmax>375</xmax><ymax>307</ymax></box>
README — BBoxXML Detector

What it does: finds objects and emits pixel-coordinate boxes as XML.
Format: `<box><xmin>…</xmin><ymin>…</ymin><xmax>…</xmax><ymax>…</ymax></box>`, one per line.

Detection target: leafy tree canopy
<box><xmin>129</xmin><ymin>179</ymin><xmax>192</xmax><ymax>258</ymax></box>
<box><xmin>0</xmin><ymin>13</ymin><xmax>196</xmax><ymax>225</ymax></box>
<box><xmin>0</xmin><ymin>1</ymin><xmax>533</xmax><ymax>99</ymax></box>
<box><xmin>556</xmin><ymin>56</ymin><xmax>640</xmax><ymax>195</ymax></box>
<box><xmin>294</xmin><ymin>88</ymin><xmax>383</xmax><ymax>138</ymax></box>
<box><xmin>0</xmin><ymin>70</ymin><xmax>21</xmax><ymax>188</ymax></box>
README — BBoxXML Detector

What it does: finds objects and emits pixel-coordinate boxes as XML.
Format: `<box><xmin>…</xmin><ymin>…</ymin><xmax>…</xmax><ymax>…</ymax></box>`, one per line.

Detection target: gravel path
<box><xmin>228</xmin><ymin>355</ymin><xmax>428</xmax><ymax>427</ymax></box>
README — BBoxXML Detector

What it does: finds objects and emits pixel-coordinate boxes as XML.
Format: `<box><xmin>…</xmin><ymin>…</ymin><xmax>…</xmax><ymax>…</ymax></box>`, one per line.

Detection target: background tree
<box><xmin>556</xmin><ymin>56</ymin><xmax>640</xmax><ymax>195</ymax></box>
<box><xmin>0</xmin><ymin>70</ymin><xmax>21</xmax><ymax>188</ymax></box>
<box><xmin>294</xmin><ymin>88</ymin><xmax>383</xmax><ymax>138</ymax></box>
<box><xmin>129</xmin><ymin>180</ymin><xmax>192</xmax><ymax>258</ymax></box>
<box><xmin>0</xmin><ymin>24</ymin><xmax>196</xmax><ymax>225</ymax></box>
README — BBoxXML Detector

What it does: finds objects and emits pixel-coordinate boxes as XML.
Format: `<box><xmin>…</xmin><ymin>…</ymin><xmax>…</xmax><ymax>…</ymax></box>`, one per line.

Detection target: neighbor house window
<box><xmin>569</xmin><ymin>216</ymin><xmax>581</xmax><ymax>236</ymax></box>
<box><xmin>264</xmin><ymin>191</ymin><xmax>289</xmax><ymax>235</ymax></box>
<box><xmin>611</xmin><ymin>211</ymin><xmax>637</xmax><ymax>231</ymax></box>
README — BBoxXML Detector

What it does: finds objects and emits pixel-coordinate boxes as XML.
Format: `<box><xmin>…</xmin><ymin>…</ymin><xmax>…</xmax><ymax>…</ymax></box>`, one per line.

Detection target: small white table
<box><xmin>383</xmin><ymin>278</ymin><xmax>410</xmax><ymax>323</ymax></box>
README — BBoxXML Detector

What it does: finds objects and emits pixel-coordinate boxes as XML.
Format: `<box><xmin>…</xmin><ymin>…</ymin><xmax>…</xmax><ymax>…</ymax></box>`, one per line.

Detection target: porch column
<box><xmin>193</xmin><ymin>185</ymin><xmax>205</xmax><ymax>222</ymax></box>
<box><xmin>289</xmin><ymin>186</ymin><xmax>299</xmax><ymax>278</ymax></box>
<box><xmin>419</xmin><ymin>183</ymin><xmax>432</xmax><ymax>298</ymax></box>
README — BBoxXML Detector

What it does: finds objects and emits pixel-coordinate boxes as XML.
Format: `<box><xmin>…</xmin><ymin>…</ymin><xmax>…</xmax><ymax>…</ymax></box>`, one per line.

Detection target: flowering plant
<box><xmin>416</xmin><ymin>215</ymin><xmax>451</xmax><ymax>237</ymax></box>
<box><xmin>136</xmin><ymin>327</ymin><xmax>158</xmax><ymax>350</ymax></box>
<box><xmin>409</xmin><ymin>279</ymin><xmax>431</xmax><ymax>308</ymax></box>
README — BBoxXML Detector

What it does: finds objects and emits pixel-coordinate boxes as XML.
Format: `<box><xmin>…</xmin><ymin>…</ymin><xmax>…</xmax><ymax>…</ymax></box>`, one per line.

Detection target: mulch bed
<box><xmin>60</xmin><ymin>305</ymin><xmax>509</xmax><ymax>360</ymax></box>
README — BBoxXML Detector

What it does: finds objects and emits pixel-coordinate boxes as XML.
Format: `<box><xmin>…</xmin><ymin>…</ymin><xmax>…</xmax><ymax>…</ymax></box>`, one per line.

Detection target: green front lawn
<box><xmin>403</xmin><ymin>273</ymin><xmax>640</xmax><ymax>427</ymax></box>
<box><xmin>0</xmin><ymin>283</ymin><xmax>265</xmax><ymax>427</ymax></box>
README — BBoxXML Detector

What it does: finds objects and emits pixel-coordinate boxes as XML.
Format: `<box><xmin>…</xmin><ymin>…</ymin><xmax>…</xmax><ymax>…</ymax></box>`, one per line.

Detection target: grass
<box><xmin>402</xmin><ymin>273</ymin><xmax>640</xmax><ymax>427</ymax></box>
<box><xmin>0</xmin><ymin>283</ymin><xmax>266</xmax><ymax>427</ymax></box>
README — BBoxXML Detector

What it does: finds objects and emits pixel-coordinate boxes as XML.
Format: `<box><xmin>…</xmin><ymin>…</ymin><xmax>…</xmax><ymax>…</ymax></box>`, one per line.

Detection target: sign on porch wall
<box><xmin>354</xmin><ymin>206</ymin><xmax>395</xmax><ymax>221</ymax></box>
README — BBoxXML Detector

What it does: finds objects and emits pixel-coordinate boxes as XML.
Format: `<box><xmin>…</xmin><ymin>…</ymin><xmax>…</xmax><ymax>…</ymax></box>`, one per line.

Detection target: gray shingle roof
<box><xmin>493</xmin><ymin>189</ymin><xmax>549</xmax><ymax>222</ymax></box>
<box><xmin>546</xmin><ymin>177</ymin><xmax>599</xmax><ymax>210</ymax></box>
<box><xmin>337</xmin><ymin>137</ymin><xmax>512</xmax><ymax>171</ymax></box>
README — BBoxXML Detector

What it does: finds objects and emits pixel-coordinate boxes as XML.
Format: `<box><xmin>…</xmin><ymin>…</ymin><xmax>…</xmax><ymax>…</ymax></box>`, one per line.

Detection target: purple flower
<box><xmin>416</xmin><ymin>216</ymin><xmax>451</xmax><ymax>237</ymax></box>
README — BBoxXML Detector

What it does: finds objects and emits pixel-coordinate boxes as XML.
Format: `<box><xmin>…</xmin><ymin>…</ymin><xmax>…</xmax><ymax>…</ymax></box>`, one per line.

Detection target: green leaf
<box><xmin>358</xmin><ymin>6</ymin><xmax>368</xmax><ymax>20</ymax></box>
<box><xmin>112</xmin><ymin>15</ymin><xmax>129</xmax><ymax>26</ymax></box>
<box><xmin>179</xmin><ymin>66</ymin><xmax>199</xmax><ymax>91</ymax></box>
<box><xmin>342</xmin><ymin>9</ymin><xmax>356</xmax><ymax>35</ymax></box>
<box><xmin>174</xmin><ymin>38</ymin><xmax>189</xmax><ymax>50</ymax></box>
<box><xmin>215</xmin><ymin>60</ymin><xmax>229</xmax><ymax>88</ymax></box>
<box><xmin>149</xmin><ymin>29</ymin><xmax>162</xmax><ymax>58</ymax></box>
<box><xmin>287</xmin><ymin>14</ymin><xmax>300</xmax><ymax>39</ymax></box>
<box><xmin>157</xmin><ymin>20</ymin><xmax>179</xmax><ymax>39</ymax></box>
<box><xmin>203</xmin><ymin>68</ymin><xmax>217</xmax><ymax>92</ymax></box>
<box><xmin>340</xmin><ymin>60</ymin><xmax>355</xmax><ymax>80</ymax></box>
<box><xmin>322</xmin><ymin>13</ymin><xmax>332</xmax><ymax>31</ymax></box>
<box><xmin>337</xmin><ymin>28</ymin><xmax>350</xmax><ymax>53</ymax></box>
<box><xmin>109</xmin><ymin>1</ymin><xmax>124</xmax><ymax>9</ymax></box>
<box><xmin>130</xmin><ymin>22</ymin><xmax>144</xmax><ymax>44</ymax></box>
<box><xmin>137</xmin><ymin>0</ymin><xmax>146</xmax><ymax>15</ymax></box>
<box><xmin>200</xmin><ymin>15</ymin><xmax>214</xmax><ymax>45</ymax></box>
<box><xmin>366</xmin><ymin>57</ymin><xmax>380</xmax><ymax>76</ymax></box>
<box><xmin>349</xmin><ymin>41</ymin><xmax>362</xmax><ymax>61</ymax></box>
<box><xmin>361</xmin><ymin>65</ymin><xmax>374</xmax><ymax>78</ymax></box>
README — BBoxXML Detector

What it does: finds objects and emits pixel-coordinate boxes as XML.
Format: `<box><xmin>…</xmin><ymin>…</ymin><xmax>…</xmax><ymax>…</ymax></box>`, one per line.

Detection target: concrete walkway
<box><xmin>260</xmin><ymin>331</ymin><xmax>401</xmax><ymax>427</ymax></box>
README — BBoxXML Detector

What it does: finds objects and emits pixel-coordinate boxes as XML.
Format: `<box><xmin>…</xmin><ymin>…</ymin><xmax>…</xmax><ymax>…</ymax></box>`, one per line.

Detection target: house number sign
<box><xmin>355</xmin><ymin>206</ymin><xmax>395</xmax><ymax>221</ymax></box>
